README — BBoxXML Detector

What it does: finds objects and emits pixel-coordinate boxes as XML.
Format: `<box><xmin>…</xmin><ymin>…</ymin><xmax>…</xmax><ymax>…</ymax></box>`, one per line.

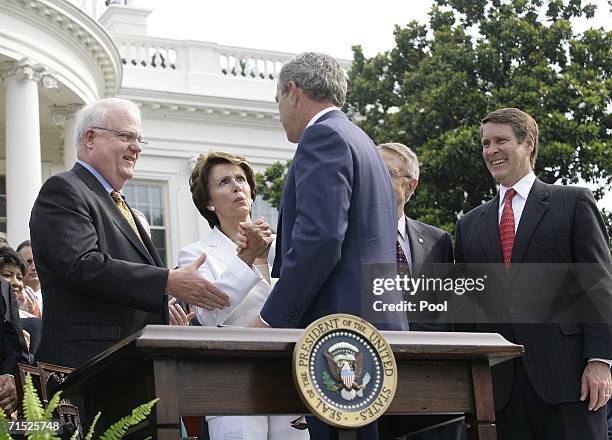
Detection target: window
<box><xmin>123</xmin><ymin>181</ymin><xmax>168</xmax><ymax>266</ymax></box>
<box><xmin>251</xmin><ymin>197</ymin><xmax>278</xmax><ymax>232</ymax></box>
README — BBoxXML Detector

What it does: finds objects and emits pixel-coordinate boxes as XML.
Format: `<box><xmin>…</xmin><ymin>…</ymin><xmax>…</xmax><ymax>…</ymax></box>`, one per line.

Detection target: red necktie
<box><xmin>499</xmin><ymin>188</ymin><xmax>517</xmax><ymax>270</ymax></box>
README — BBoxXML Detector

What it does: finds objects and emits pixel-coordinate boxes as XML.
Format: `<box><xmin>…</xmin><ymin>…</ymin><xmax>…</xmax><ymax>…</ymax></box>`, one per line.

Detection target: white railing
<box><xmin>113</xmin><ymin>35</ymin><xmax>351</xmax><ymax>79</ymax></box>
<box><xmin>116</xmin><ymin>37</ymin><xmax>178</xmax><ymax>70</ymax></box>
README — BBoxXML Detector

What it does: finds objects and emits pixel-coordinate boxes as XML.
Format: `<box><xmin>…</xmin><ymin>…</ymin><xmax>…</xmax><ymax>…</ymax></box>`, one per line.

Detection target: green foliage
<box><xmin>346</xmin><ymin>0</ymin><xmax>611</xmax><ymax>235</ymax></box>
<box><xmin>0</xmin><ymin>407</ymin><xmax>13</xmax><ymax>440</ymax></box>
<box><xmin>97</xmin><ymin>398</ymin><xmax>159</xmax><ymax>440</ymax></box>
<box><xmin>0</xmin><ymin>373</ymin><xmax>158</xmax><ymax>440</ymax></box>
<box><xmin>255</xmin><ymin>160</ymin><xmax>292</xmax><ymax>209</ymax></box>
<box><xmin>22</xmin><ymin>374</ymin><xmax>61</xmax><ymax>440</ymax></box>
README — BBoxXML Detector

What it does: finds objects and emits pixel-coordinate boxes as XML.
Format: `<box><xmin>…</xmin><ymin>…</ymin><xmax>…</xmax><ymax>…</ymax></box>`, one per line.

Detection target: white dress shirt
<box><xmin>498</xmin><ymin>171</ymin><xmax>536</xmax><ymax>230</ymax></box>
<box><xmin>306</xmin><ymin>106</ymin><xmax>340</xmax><ymax>129</ymax></box>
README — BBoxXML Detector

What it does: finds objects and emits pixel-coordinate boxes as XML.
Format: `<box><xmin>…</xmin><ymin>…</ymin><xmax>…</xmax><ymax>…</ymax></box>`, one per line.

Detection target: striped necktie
<box><xmin>499</xmin><ymin>188</ymin><xmax>517</xmax><ymax>270</ymax></box>
<box><xmin>110</xmin><ymin>191</ymin><xmax>143</xmax><ymax>243</ymax></box>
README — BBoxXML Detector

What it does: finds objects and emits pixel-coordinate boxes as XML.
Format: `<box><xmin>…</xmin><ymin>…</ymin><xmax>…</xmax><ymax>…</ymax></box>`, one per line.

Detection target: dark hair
<box><xmin>16</xmin><ymin>240</ymin><xmax>31</xmax><ymax>253</ymax></box>
<box><xmin>481</xmin><ymin>108</ymin><xmax>539</xmax><ymax>167</ymax></box>
<box><xmin>189</xmin><ymin>151</ymin><xmax>257</xmax><ymax>228</ymax></box>
<box><xmin>0</xmin><ymin>246</ymin><xmax>27</xmax><ymax>276</ymax></box>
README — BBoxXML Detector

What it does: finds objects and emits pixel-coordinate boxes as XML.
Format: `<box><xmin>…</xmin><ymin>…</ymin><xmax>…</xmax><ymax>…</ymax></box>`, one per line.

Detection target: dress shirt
<box><xmin>77</xmin><ymin>160</ymin><xmax>129</xmax><ymax>200</ymax></box>
<box><xmin>306</xmin><ymin>106</ymin><xmax>341</xmax><ymax>129</ymax></box>
<box><xmin>498</xmin><ymin>171</ymin><xmax>611</xmax><ymax>368</ymax></box>
<box><xmin>397</xmin><ymin>215</ymin><xmax>413</xmax><ymax>271</ymax></box>
<box><xmin>498</xmin><ymin>171</ymin><xmax>536</xmax><ymax>231</ymax></box>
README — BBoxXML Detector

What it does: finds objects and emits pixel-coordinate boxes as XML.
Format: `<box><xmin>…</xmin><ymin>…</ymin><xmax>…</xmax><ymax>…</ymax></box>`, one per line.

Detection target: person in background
<box><xmin>0</xmin><ymin>247</ymin><xmax>38</xmax><ymax>359</ymax></box>
<box><xmin>0</xmin><ymin>278</ymin><xmax>22</xmax><ymax>415</ymax></box>
<box><xmin>16</xmin><ymin>240</ymin><xmax>42</xmax><ymax>317</ymax></box>
<box><xmin>178</xmin><ymin>151</ymin><xmax>307</xmax><ymax>440</ymax></box>
<box><xmin>377</xmin><ymin>142</ymin><xmax>462</xmax><ymax>440</ymax></box>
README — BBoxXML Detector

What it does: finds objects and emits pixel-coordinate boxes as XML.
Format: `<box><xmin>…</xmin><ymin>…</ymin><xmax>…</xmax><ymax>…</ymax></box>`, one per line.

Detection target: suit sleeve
<box><xmin>30</xmin><ymin>175</ymin><xmax>168</xmax><ymax>314</ymax></box>
<box><xmin>572</xmin><ymin>189</ymin><xmax>612</xmax><ymax>359</ymax></box>
<box><xmin>177</xmin><ymin>245</ymin><xmax>262</xmax><ymax>326</ymax></box>
<box><xmin>260</xmin><ymin>124</ymin><xmax>353</xmax><ymax>327</ymax></box>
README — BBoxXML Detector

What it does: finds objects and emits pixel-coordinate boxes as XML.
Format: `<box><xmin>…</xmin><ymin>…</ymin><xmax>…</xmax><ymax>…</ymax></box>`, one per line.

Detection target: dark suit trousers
<box><xmin>497</xmin><ymin>360</ymin><xmax>606</xmax><ymax>440</ymax></box>
<box><xmin>307</xmin><ymin>416</ymin><xmax>379</xmax><ymax>440</ymax></box>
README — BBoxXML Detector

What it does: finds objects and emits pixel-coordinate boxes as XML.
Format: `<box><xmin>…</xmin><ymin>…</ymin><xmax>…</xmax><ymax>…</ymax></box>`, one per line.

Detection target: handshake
<box><xmin>236</xmin><ymin>217</ymin><xmax>274</xmax><ymax>267</ymax></box>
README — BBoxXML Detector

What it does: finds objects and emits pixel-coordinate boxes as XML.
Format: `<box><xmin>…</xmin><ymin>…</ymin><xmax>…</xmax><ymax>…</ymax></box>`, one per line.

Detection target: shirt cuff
<box><xmin>259</xmin><ymin>314</ymin><xmax>271</xmax><ymax>327</ymax></box>
<box><xmin>588</xmin><ymin>358</ymin><xmax>612</xmax><ymax>368</ymax></box>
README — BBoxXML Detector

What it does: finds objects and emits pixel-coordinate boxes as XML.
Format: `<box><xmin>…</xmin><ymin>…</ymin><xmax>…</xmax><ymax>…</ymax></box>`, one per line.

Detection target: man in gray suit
<box><xmin>30</xmin><ymin>98</ymin><xmax>229</xmax><ymax>369</ymax></box>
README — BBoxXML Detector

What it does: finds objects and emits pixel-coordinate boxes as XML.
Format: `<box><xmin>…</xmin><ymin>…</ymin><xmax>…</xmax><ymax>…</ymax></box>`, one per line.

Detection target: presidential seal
<box><xmin>293</xmin><ymin>314</ymin><xmax>397</xmax><ymax>428</ymax></box>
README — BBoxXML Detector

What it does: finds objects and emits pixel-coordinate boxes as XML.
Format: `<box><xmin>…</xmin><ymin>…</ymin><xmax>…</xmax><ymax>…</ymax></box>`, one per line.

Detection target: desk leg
<box><xmin>467</xmin><ymin>360</ymin><xmax>497</xmax><ymax>440</ymax></box>
<box><xmin>153</xmin><ymin>359</ymin><xmax>181</xmax><ymax>440</ymax></box>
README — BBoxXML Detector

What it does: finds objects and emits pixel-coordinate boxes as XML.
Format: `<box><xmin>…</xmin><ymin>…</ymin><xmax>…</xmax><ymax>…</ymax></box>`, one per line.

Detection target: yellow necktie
<box><xmin>110</xmin><ymin>191</ymin><xmax>143</xmax><ymax>243</ymax></box>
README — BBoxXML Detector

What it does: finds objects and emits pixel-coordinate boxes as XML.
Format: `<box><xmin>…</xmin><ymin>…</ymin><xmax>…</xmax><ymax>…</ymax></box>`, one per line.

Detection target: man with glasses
<box><xmin>30</xmin><ymin>98</ymin><xmax>230</xmax><ymax>370</ymax></box>
<box><xmin>377</xmin><ymin>143</ymin><xmax>462</xmax><ymax>440</ymax></box>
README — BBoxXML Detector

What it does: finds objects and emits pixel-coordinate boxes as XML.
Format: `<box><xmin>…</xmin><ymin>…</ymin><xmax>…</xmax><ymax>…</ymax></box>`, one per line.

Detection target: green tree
<box><xmin>255</xmin><ymin>160</ymin><xmax>291</xmax><ymax>209</ymax></box>
<box><xmin>346</xmin><ymin>0</ymin><xmax>611</xmax><ymax>236</ymax></box>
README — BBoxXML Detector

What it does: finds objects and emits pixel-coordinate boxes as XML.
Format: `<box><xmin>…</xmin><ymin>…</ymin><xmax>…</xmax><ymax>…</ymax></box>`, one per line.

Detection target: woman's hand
<box><xmin>236</xmin><ymin>218</ymin><xmax>273</xmax><ymax>266</ymax></box>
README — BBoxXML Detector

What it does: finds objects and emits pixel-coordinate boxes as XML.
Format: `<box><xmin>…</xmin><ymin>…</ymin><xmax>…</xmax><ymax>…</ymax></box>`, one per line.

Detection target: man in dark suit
<box><xmin>249</xmin><ymin>52</ymin><xmax>402</xmax><ymax>439</ymax></box>
<box><xmin>30</xmin><ymin>98</ymin><xmax>230</xmax><ymax>369</ymax></box>
<box><xmin>455</xmin><ymin>107</ymin><xmax>612</xmax><ymax>439</ymax></box>
<box><xmin>378</xmin><ymin>142</ymin><xmax>462</xmax><ymax>440</ymax></box>
<box><xmin>0</xmin><ymin>279</ymin><xmax>22</xmax><ymax>415</ymax></box>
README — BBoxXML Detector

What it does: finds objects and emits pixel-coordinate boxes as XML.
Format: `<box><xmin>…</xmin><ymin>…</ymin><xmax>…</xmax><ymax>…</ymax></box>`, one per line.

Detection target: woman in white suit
<box><xmin>178</xmin><ymin>151</ymin><xmax>308</xmax><ymax>440</ymax></box>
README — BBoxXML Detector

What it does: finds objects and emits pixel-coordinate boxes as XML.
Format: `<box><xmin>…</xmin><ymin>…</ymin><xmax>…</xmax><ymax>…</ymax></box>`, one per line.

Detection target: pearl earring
<box><xmin>208</xmin><ymin>206</ymin><xmax>215</xmax><ymax>212</ymax></box>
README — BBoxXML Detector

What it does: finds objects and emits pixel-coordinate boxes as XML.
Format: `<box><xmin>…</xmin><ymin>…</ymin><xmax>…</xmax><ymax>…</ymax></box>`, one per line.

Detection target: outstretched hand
<box><xmin>166</xmin><ymin>253</ymin><xmax>230</xmax><ymax>311</ymax></box>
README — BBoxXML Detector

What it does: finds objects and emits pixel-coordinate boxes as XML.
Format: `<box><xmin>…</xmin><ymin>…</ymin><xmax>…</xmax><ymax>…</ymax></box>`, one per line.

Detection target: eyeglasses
<box><xmin>91</xmin><ymin>127</ymin><xmax>148</xmax><ymax>147</ymax></box>
<box><xmin>389</xmin><ymin>171</ymin><xmax>412</xmax><ymax>180</ymax></box>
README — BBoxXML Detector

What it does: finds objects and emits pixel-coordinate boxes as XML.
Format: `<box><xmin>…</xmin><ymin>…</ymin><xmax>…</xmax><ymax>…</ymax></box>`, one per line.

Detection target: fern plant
<box><xmin>0</xmin><ymin>373</ymin><xmax>158</xmax><ymax>439</ymax></box>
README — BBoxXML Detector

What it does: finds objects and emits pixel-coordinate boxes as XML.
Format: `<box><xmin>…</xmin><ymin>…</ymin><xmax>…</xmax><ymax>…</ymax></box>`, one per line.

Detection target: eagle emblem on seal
<box><xmin>323</xmin><ymin>342</ymin><xmax>371</xmax><ymax>401</ymax></box>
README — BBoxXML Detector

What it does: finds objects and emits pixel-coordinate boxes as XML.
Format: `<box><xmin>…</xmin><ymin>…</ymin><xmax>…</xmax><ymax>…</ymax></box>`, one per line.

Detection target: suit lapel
<box><xmin>204</xmin><ymin>227</ymin><xmax>238</xmax><ymax>266</ymax></box>
<box><xmin>508</xmin><ymin>179</ymin><xmax>549</xmax><ymax>281</ymax></box>
<box><xmin>478</xmin><ymin>195</ymin><xmax>504</xmax><ymax>264</ymax></box>
<box><xmin>74</xmin><ymin>164</ymin><xmax>156</xmax><ymax>266</ymax></box>
<box><xmin>405</xmin><ymin>217</ymin><xmax>426</xmax><ymax>275</ymax></box>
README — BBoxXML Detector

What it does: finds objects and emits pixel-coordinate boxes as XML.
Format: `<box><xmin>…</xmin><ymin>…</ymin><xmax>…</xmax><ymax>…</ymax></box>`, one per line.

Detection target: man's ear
<box><xmin>405</xmin><ymin>178</ymin><xmax>419</xmax><ymax>201</ymax></box>
<box><xmin>525</xmin><ymin>134</ymin><xmax>535</xmax><ymax>153</ymax></box>
<box><xmin>84</xmin><ymin>128</ymin><xmax>95</xmax><ymax>148</ymax></box>
<box><xmin>287</xmin><ymin>81</ymin><xmax>300</xmax><ymax>107</ymax></box>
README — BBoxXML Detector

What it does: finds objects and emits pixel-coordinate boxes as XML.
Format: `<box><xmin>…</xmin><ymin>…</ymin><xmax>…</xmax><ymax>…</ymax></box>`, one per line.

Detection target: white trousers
<box><xmin>207</xmin><ymin>415</ymin><xmax>309</xmax><ymax>440</ymax></box>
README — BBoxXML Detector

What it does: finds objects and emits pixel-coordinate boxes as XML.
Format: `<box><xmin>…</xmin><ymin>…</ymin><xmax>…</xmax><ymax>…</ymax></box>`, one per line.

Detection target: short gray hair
<box><xmin>278</xmin><ymin>52</ymin><xmax>347</xmax><ymax>107</ymax></box>
<box><xmin>378</xmin><ymin>142</ymin><xmax>420</xmax><ymax>180</ymax></box>
<box><xmin>74</xmin><ymin>98</ymin><xmax>141</xmax><ymax>148</ymax></box>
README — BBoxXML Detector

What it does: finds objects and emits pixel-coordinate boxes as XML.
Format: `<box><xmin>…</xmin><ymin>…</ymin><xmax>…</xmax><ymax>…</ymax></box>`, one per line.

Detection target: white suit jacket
<box><xmin>177</xmin><ymin>226</ymin><xmax>274</xmax><ymax>326</ymax></box>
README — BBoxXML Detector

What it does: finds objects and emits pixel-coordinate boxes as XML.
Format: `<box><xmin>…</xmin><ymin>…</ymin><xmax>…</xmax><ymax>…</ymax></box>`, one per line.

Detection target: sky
<box><xmin>136</xmin><ymin>0</ymin><xmax>611</xmax><ymax>60</ymax></box>
<box><xmin>133</xmin><ymin>0</ymin><xmax>611</xmax><ymax>209</ymax></box>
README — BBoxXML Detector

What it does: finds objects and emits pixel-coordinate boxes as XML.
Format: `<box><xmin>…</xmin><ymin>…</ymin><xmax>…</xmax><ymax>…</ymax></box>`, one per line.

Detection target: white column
<box><xmin>51</xmin><ymin>104</ymin><xmax>82</xmax><ymax>170</ymax></box>
<box><xmin>0</xmin><ymin>58</ymin><xmax>57</xmax><ymax>245</ymax></box>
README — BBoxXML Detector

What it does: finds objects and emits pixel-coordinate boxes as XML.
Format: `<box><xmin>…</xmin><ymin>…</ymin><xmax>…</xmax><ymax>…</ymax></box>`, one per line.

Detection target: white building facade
<box><xmin>0</xmin><ymin>0</ymin><xmax>316</xmax><ymax>266</ymax></box>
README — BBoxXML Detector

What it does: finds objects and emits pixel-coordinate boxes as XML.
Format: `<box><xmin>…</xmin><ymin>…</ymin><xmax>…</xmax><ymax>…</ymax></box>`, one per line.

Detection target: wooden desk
<box><xmin>59</xmin><ymin>325</ymin><xmax>522</xmax><ymax>439</ymax></box>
